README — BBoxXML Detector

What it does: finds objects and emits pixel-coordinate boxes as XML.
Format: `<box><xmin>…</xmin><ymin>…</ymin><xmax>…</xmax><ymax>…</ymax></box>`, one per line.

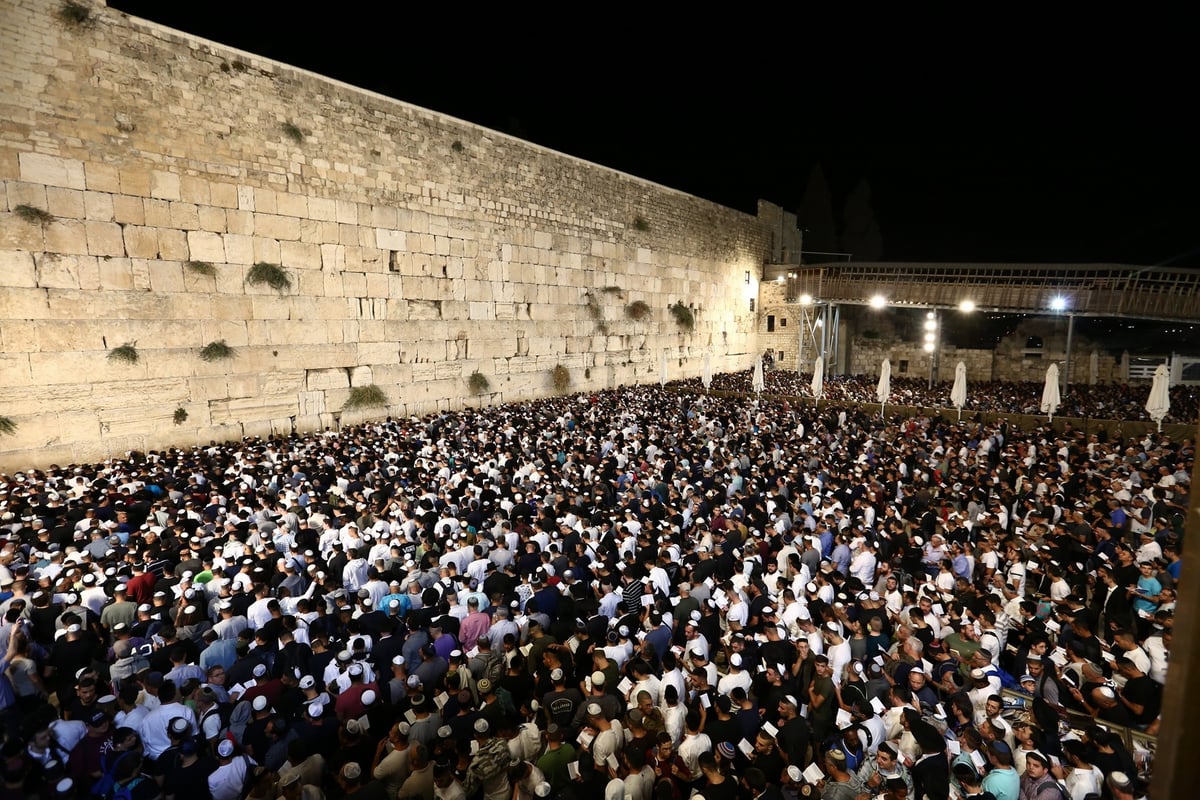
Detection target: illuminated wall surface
<box><xmin>0</xmin><ymin>0</ymin><xmax>767</xmax><ymax>469</ymax></box>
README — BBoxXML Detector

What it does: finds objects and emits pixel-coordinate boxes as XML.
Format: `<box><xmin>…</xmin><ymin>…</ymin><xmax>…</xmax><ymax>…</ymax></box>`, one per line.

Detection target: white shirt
<box><xmin>678</xmin><ymin>732</ymin><xmax>711</xmax><ymax>780</ymax></box>
<box><xmin>209</xmin><ymin>755</ymin><xmax>256</xmax><ymax>800</ymax></box>
<box><xmin>140</xmin><ymin>701</ymin><xmax>198</xmax><ymax>758</ymax></box>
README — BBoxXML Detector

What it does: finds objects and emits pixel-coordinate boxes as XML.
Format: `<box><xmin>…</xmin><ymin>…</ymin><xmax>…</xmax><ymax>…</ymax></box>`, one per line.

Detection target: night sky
<box><xmin>106</xmin><ymin>3</ymin><xmax>1197</xmax><ymax>270</ymax></box>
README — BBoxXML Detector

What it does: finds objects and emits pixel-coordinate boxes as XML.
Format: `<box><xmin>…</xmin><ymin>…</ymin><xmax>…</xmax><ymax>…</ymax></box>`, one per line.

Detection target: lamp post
<box><xmin>923</xmin><ymin>310</ymin><xmax>940</xmax><ymax>389</ymax></box>
<box><xmin>1050</xmin><ymin>296</ymin><xmax>1073</xmax><ymax>391</ymax></box>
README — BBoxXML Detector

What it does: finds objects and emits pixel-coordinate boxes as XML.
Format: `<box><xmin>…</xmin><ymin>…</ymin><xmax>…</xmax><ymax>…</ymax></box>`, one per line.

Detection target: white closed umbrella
<box><xmin>702</xmin><ymin>351</ymin><xmax>713</xmax><ymax>391</ymax></box>
<box><xmin>752</xmin><ymin>356</ymin><xmax>765</xmax><ymax>394</ymax></box>
<box><xmin>660</xmin><ymin>350</ymin><xmax>668</xmax><ymax>387</ymax></box>
<box><xmin>950</xmin><ymin>361</ymin><xmax>968</xmax><ymax>421</ymax></box>
<box><xmin>811</xmin><ymin>356</ymin><xmax>824</xmax><ymax>406</ymax></box>
<box><xmin>1145</xmin><ymin>363</ymin><xmax>1171</xmax><ymax>432</ymax></box>
<box><xmin>1040</xmin><ymin>363</ymin><xmax>1061</xmax><ymax>421</ymax></box>
<box><xmin>876</xmin><ymin>359</ymin><xmax>891</xmax><ymax>417</ymax></box>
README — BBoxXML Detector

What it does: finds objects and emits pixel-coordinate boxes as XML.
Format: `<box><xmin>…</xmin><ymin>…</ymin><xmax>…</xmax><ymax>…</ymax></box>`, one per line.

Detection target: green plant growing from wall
<box><xmin>669</xmin><ymin>301</ymin><xmax>695</xmax><ymax>332</ymax></box>
<box><xmin>56</xmin><ymin>1</ymin><xmax>92</xmax><ymax>27</ymax></box>
<box><xmin>601</xmin><ymin>286</ymin><xmax>623</xmax><ymax>297</ymax></box>
<box><xmin>584</xmin><ymin>292</ymin><xmax>602</xmax><ymax>320</ymax></box>
<box><xmin>451</xmin><ymin>140</ymin><xmax>464</xmax><ymax>152</ymax></box>
<box><xmin>185</xmin><ymin>260</ymin><xmax>216</xmax><ymax>277</ymax></box>
<box><xmin>0</xmin><ymin>416</ymin><xmax>16</xmax><ymax>436</ymax></box>
<box><xmin>173</xmin><ymin>408</ymin><xmax>188</xmax><ymax>425</ymax></box>
<box><xmin>14</xmin><ymin>204</ymin><xmax>53</xmax><ymax>225</ymax></box>
<box><xmin>551</xmin><ymin>364</ymin><xmax>571</xmax><ymax>393</ymax></box>
<box><xmin>246</xmin><ymin>262</ymin><xmax>291</xmax><ymax>293</ymax></box>
<box><xmin>199</xmin><ymin>340</ymin><xmax>237</xmax><ymax>362</ymax></box>
<box><xmin>281</xmin><ymin>121</ymin><xmax>304</xmax><ymax>143</ymax></box>
<box><xmin>597</xmin><ymin>321</ymin><xmax>610</xmax><ymax>336</ymax></box>
<box><xmin>344</xmin><ymin>385</ymin><xmax>389</xmax><ymax>410</ymax></box>
<box><xmin>626</xmin><ymin>300</ymin><xmax>651</xmax><ymax>321</ymax></box>
<box><xmin>468</xmin><ymin>371</ymin><xmax>490</xmax><ymax>395</ymax></box>
<box><xmin>633</xmin><ymin>216</ymin><xmax>650</xmax><ymax>232</ymax></box>
<box><xmin>108</xmin><ymin>343</ymin><xmax>139</xmax><ymax>365</ymax></box>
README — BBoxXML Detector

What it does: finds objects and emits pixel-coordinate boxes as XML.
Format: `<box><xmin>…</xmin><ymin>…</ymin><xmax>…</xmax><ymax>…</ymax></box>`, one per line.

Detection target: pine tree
<box><xmin>798</xmin><ymin>164</ymin><xmax>837</xmax><ymax>255</ymax></box>
<box><xmin>841</xmin><ymin>179</ymin><xmax>883</xmax><ymax>261</ymax></box>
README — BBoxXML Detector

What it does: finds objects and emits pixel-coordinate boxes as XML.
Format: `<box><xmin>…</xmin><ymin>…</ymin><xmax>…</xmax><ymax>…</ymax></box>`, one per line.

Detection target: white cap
<box><xmin>587</xmin><ymin>703</ymin><xmax>602</xmax><ymax>716</ymax></box>
<box><xmin>217</xmin><ymin>739</ymin><xmax>235</xmax><ymax>758</ymax></box>
<box><xmin>252</xmin><ymin>696</ymin><xmax>268</xmax><ymax>711</ymax></box>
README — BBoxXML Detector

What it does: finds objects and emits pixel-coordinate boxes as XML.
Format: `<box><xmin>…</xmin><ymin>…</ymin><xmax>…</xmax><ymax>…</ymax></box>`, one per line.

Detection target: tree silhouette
<box><xmin>841</xmin><ymin>179</ymin><xmax>883</xmax><ymax>261</ymax></box>
<box><xmin>798</xmin><ymin>163</ymin><xmax>837</xmax><ymax>255</ymax></box>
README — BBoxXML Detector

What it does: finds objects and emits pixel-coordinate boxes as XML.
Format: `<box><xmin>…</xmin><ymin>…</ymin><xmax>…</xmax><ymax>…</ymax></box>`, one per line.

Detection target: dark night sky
<box><xmin>107</xmin><ymin>3</ymin><xmax>1198</xmax><ymax>267</ymax></box>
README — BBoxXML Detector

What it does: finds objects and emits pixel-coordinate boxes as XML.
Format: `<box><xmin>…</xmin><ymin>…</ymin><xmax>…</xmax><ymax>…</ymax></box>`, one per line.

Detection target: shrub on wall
<box><xmin>56</xmin><ymin>1</ymin><xmax>92</xmax><ymax>27</ymax></box>
<box><xmin>551</xmin><ymin>364</ymin><xmax>570</xmax><ymax>393</ymax></box>
<box><xmin>344</xmin><ymin>385</ymin><xmax>389</xmax><ymax>410</ymax></box>
<box><xmin>173</xmin><ymin>408</ymin><xmax>188</xmax><ymax>425</ymax></box>
<box><xmin>669</xmin><ymin>301</ymin><xmax>695</xmax><ymax>332</ymax></box>
<box><xmin>107</xmin><ymin>343</ymin><xmax>139</xmax><ymax>364</ymax></box>
<box><xmin>0</xmin><ymin>416</ymin><xmax>16</xmax><ymax>436</ymax></box>
<box><xmin>199</xmin><ymin>340</ymin><xmax>237</xmax><ymax>362</ymax></box>
<box><xmin>633</xmin><ymin>216</ymin><xmax>650</xmax><ymax>232</ymax></box>
<box><xmin>14</xmin><ymin>204</ymin><xmax>53</xmax><ymax>225</ymax></box>
<box><xmin>281</xmin><ymin>121</ymin><xmax>304</xmax><ymax>143</ymax></box>
<box><xmin>468</xmin><ymin>371</ymin><xmax>490</xmax><ymax>395</ymax></box>
<box><xmin>246</xmin><ymin>262</ymin><xmax>291</xmax><ymax>293</ymax></box>
<box><xmin>186</xmin><ymin>260</ymin><xmax>216</xmax><ymax>277</ymax></box>
<box><xmin>626</xmin><ymin>300</ymin><xmax>651</xmax><ymax>321</ymax></box>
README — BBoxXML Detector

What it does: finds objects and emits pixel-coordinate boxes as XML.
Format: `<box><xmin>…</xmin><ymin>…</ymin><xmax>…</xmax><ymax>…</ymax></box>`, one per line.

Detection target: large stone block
<box><xmin>187</xmin><ymin>230</ymin><xmax>226</xmax><ymax>262</ymax></box>
<box><xmin>45</xmin><ymin>187</ymin><xmax>85</xmax><ymax>219</ymax></box>
<box><xmin>306</xmin><ymin>368</ymin><xmax>349</xmax><ymax>391</ymax></box>
<box><xmin>43</xmin><ymin>219</ymin><xmax>88</xmax><ymax>255</ymax></box>
<box><xmin>35</xmin><ymin>253</ymin><xmax>83</xmax><ymax>290</ymax></box>
<box><xmin>85</xmin><ymin>221</ymin><xmax>126</xmax><ymax>257</ymax></box>
<box><xmin>19</xmin><ymin>153</ymin><xmax>86</xmax><ymax>190</ymax></box>
<box><xmin>0</xmin><ymin>250</ymin><xmax>36</xmax><ymax>287</ymax></box>
<box><xmin>123</xmin><ymin>225</ymin><xmax>159</xmax><ymax>259</ymax></box>
<box><xmin>150</xmin><ymin>171</ymin><xmax>181</xmax><ymax>201</ymax></box>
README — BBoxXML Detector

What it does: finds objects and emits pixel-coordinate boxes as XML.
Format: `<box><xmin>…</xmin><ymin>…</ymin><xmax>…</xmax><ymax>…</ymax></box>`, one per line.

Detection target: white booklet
<box><xmin>802</xmin><ymin>763</ymin><xmax>825</xmax><ymax>783</ymax></box>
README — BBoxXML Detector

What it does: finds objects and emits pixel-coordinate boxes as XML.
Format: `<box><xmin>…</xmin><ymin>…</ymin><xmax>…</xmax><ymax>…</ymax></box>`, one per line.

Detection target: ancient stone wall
<box><xmin>0</xmin><ymin>0</ymin><xmax>767</xmax><ymax>469</ymax></box>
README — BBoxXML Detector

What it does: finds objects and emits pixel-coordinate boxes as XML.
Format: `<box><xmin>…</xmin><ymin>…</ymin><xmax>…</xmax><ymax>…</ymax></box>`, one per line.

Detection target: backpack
<box><xmin>984</xmin><ymin>666</ymin><xmax>1021</xmax><ymax>691</ymax></box>
<box><xmin>200</xmin><ymin>702</ymin><xmax>235</xmax><ymax>746</ymax></box>
<box><xmin>90</xmin><ymin>750</ymin><xmax>132</xmax><ymax>799</ymax></box>
<box><xmin>110</xmin><ymin>776</ymin><xmax>147</xmax><ymax>800</ymax></box>
<box><xmin>478</xmin><ymin>652</ymin><xmax>505</xmax><ymax>685</ymax></box>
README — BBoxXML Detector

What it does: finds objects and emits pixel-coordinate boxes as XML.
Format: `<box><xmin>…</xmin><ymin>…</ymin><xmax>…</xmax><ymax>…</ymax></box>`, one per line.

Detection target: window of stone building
<box><xmin>898</xmin><ymin>360</ymin><xmax>909</xmax><ymax>373</ymax></box>
<box><xmin>777</xmin><ymin>351</ymin><xmax>786</xmax><ymax>363</ymax></box>
<box><xmin>749</xmin><ymin>299</ymin><xmax>756</xmax><ymax>312</ymax></box>
<box><xmin>780</xmin><ymin>318</ymin><xmax>787</xmax><ymax>327</ymax></box>
<box><xmin>767</xmin><ymin>315</ymin><xmax>776</xmax><ymax>332</ymax></box>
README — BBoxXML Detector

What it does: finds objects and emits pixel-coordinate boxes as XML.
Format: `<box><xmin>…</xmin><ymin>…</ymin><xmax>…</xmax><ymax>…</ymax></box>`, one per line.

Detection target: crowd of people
<box><xmin>687</xmin><ymin>369</ymin><xmax>1198</xmax><ymax>425</ymax></box>
<box><xmin>0</xmin><ymin>378</ymin><xmax>1189</xmax><ymax>800</ymax></box>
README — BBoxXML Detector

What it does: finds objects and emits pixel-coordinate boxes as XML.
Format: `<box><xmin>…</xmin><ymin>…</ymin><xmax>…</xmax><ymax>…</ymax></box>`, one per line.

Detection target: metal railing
<box><xmin>774</xmin><ymin>262</ymin><xmax>1200</xmax><ymax>322</ymax></box>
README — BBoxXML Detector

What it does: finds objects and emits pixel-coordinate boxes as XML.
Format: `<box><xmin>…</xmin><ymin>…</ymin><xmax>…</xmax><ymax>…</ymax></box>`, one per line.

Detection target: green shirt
<box><xmin>537</xmin><ymin>743</ymin><xmax>578</xmax><ymax>793</ymax></box>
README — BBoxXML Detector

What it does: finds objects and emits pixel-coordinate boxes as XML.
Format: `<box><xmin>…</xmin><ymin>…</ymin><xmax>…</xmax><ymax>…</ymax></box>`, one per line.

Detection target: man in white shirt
<box><xmin>209</xmin><ymin>738</ymin><xmax>256</xmax><ymax>800</ymax></box>
<box><xmin>823</xmin><ymin>623</ymin><xmax>851</xmax><ymax>686</ymax></box>
<box><xmin>140</xmin><ymin>681</ymin><xmax>198</xmax><ymax>760</ymax></box>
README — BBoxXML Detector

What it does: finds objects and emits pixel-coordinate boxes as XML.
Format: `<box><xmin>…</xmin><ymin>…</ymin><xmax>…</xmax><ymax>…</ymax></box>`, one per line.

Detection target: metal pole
<box><xmin>830</xmin><ymin>304</ymin><xmax>841</xmax><ymax>375</ymax></box>
<box><xmin>797</xmin><ymin>306</ymin><xmax>806</xmax><ymax>375</ymax></box>
<box><xmin>820</xmin><ymin>305</ymin><xmax>829</xmax><ymax>366</ymax></box>
<box><xmin>934</xmin><ymin>309</ymin><xmax>942</xmax><ymax>385</ymax></box>
<box><xmin>1064</xmin><ymin>313</ymin><xmax>1075</xmax><ymax>390</ymax></box>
